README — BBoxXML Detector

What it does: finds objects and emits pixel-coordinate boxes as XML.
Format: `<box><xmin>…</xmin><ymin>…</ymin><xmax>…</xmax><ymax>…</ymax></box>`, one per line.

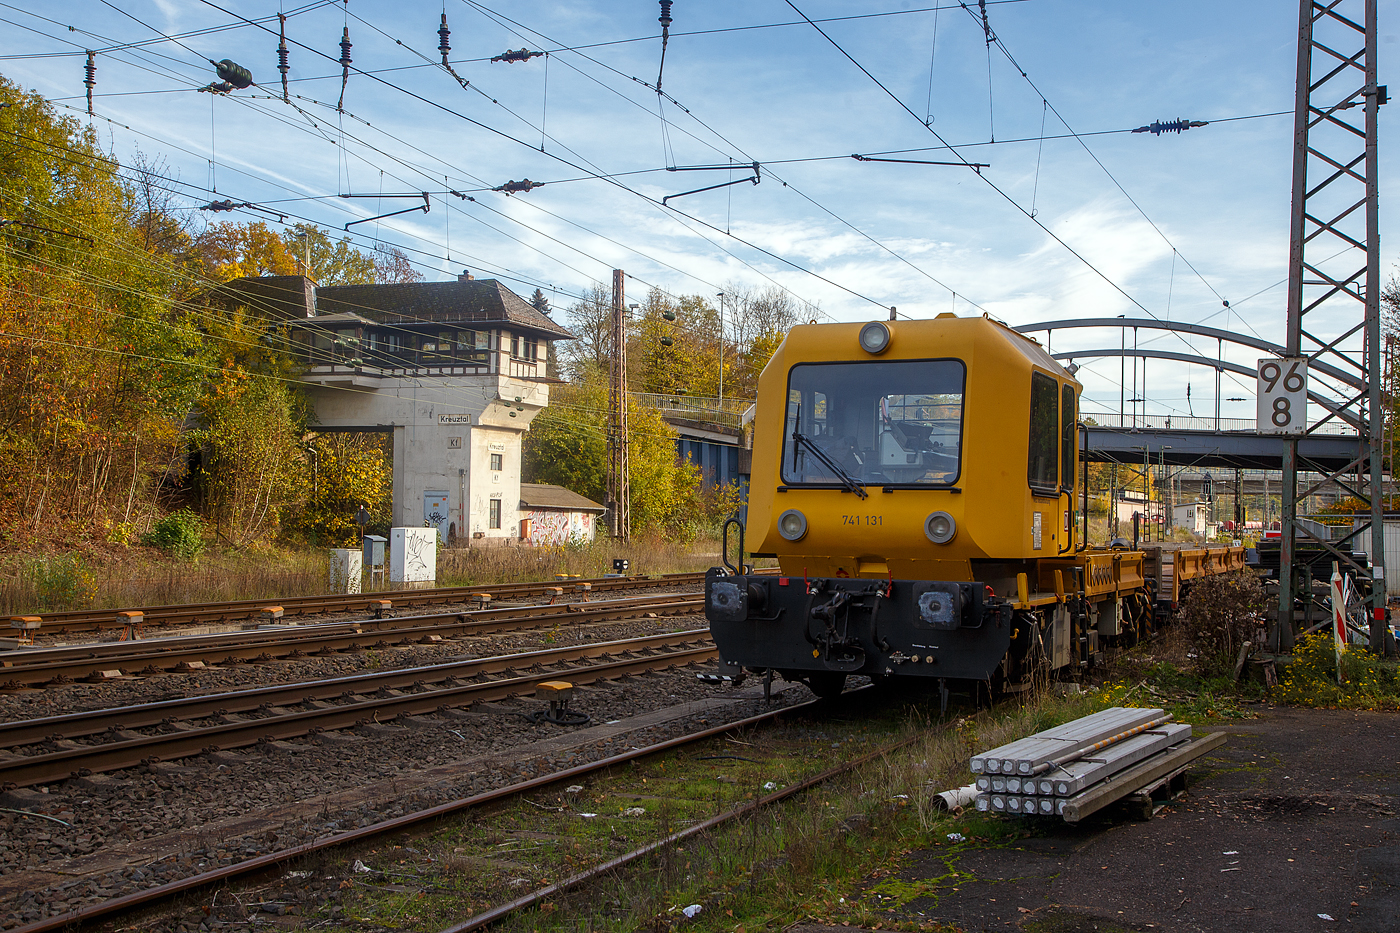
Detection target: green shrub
<box><xmin>143</xmin><ymin>508</ymin><xmax>206</xmax><ymax>560</ymax></box>
<box><xmin>30</xmin><ymin>554</ymin><xmax>97</xmax><ymax>610</ymax></box>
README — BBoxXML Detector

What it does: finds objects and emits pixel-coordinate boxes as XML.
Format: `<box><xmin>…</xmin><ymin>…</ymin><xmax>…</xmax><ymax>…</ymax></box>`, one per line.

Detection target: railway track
<box><xmin>6</xmin><ymin>686</ymin><xmax>848</xmax><ymax>933</ymax></box>
<box><xmin>0</xmin><ymin>628</ymin><xmax>716</xmax><ymax>788</ymax></box>
<box><xmin>12</xmin><ymin>571</ymin><xmax>707</xmax><ymax>634</ymax></box>
<box><xmin>0</xmin><ymin>593</ymin><xmax>701</xmax><ymax>687</ymax></box>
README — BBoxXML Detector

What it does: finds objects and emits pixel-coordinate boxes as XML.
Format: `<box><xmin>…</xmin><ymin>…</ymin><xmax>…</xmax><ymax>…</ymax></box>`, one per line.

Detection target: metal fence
<box><xmin>631</xmin><ymin>393</ymin><xmax>753</xmax><ymax>429</ymax></box>
<box><xmin>1081</xmin><ymin>409</ymin><xmax>1356</xmax><ymax>437</ymax></box>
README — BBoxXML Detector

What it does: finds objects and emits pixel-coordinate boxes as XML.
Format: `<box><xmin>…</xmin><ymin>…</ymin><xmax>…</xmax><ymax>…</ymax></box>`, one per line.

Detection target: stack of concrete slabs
<box><xmin>970</xmin><ymin>707</ymin><xmax>1165</xmax><ymax>777</ymax></box>
<box><xmin>970</xmin><ymin>709</ymin><xmax>1206</xmax><ymax>821</ymax></box>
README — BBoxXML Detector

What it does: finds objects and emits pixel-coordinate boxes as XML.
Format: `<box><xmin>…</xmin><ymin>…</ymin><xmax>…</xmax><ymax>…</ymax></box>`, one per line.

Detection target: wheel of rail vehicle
<box><xmin>805</xmin><ymin>671</ymin><xmax>847</xmax><ymax>700</ymax></box>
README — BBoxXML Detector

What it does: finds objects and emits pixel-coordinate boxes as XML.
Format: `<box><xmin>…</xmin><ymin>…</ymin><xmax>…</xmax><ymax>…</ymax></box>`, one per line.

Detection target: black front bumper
<box><xmin>705</xmin><ymin>568</ymin><xmax>1014</xmax><ymax>681</ymax></box>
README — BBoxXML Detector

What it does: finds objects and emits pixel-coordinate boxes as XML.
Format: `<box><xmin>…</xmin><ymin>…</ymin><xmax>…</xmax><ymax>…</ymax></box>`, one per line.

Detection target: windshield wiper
<box><xmin>790</xmin><ymin>406</ymin><xmax>868</xmax><ymax>499</ymax></box>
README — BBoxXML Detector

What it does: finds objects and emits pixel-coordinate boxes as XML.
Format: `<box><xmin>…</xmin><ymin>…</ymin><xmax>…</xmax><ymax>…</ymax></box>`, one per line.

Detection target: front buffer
<box><xmin>705</xmin><ymin>568</ymin><xmax>1014</xmax><ymax>689</ymax></box>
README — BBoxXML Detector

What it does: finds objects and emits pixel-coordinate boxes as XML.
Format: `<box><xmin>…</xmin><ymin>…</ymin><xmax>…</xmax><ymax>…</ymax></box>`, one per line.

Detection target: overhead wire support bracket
<box><xmin>851</xmin><ymin>153</ymin><xmax>988</xmax><ymax>173</ymax></box>
<box><xmin>1131</xmin><ymin>118</ymin><xmax>1209</xmax><ymax>135</ymax></box>
<box><xmin>339</xmin><ymin>192</ymin><xmax>430</xmax><ymax>230</ymax></box>
<box><xmin>491</xmin><ymin>48</ymin><xmax>544</xmax><ymax>64</ymax></box>
<box><xmin>199</xmin><ymin>199</ymin><xmax>287</xmax><ymax>222</ymax></box>
<box><xmin>663</xmin><ymin>167</ymin><xmax>760</xmax><ymax>206</ymax></box>
<box><xmin>665</xmin><ymin>162</ymin><xmax>760</xmax><ymax>173</ymax></box>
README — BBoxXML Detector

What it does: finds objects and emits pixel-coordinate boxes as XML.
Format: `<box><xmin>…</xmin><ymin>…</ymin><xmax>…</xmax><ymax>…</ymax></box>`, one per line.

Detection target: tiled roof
<box><xmin>316</xmin><ymin>279</ymin><xmax>573</xmax><ymax>338</ymax></box>
<box><xmin>210</xmin><ymin>275</ymin><xmax>315</xmax><ymax>320</ymax></box>
<box><xmin>519</xmin><ymin>483</ymin><xmax>605</xmax><ymax>513</ymax></box>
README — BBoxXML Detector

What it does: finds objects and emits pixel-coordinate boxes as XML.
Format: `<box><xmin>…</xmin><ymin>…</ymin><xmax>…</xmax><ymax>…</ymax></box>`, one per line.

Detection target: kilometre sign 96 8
<box><xmin>1256</xmin><ymin>357</ymin><xmax>1307</xmax><ymax>435</ymax></box>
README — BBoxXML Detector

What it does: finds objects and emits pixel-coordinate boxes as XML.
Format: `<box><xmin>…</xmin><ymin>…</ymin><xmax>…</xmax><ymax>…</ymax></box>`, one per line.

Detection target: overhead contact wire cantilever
<box><xmin>662</xmin><ymin>161</ymin><xmax>760</xmax><ymax>205</ymax></box>
<box><xmin>340</xmin><ymin>192</ymin><xmax>430</xmax><ymax>230</ymax></box>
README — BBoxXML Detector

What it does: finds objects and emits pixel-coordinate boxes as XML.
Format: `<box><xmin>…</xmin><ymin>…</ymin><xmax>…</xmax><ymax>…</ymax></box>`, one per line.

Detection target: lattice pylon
<box><xmin>1277</xmin><ymin>0</ymin><xmax>1384</xmax><ymax>648</ymax></box>
<box><xmin>606</xmin><ymin>269</ymin><xmax>631</xmax><ymax>539</ymax></box>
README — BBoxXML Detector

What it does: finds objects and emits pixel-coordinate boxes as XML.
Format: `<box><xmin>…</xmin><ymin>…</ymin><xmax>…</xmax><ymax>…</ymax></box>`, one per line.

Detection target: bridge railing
<box><xmin>631</xmin><ymin>393</ymin><xmax>753</xmax><ymax>429</ymax></box>
<box><xmin>1082</xmin><ymin>410</ymin><xmax>1357</xmax><ymax>437</ymax></box>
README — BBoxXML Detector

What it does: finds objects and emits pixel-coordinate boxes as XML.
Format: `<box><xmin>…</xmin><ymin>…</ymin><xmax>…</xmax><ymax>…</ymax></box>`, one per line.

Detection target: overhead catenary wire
<box><xmin>452</xmin><ymin>0</ymin><xmax>968</xmax><ymax>315</ymax></box>
<box><xmin>193</xmin><ymin>0</ymin><xmax>845</xmax><ymax>316</ymax></box>
<box><xmin>0</xmin><ymin>14</ymin><xmax>767</xmax><ymax>313</ymax></box>
<box><xmin>8</xmin><ymin>0</ymin><xmax>1288</xmax><ymax>347</ymax></box>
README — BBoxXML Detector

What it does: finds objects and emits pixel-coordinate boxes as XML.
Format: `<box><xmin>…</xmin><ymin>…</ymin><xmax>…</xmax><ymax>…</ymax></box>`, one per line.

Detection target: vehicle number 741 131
<box><xmin>842</xmin><ymin>515</ymin><xmax>883</xmax><ymax>526</ymax></box>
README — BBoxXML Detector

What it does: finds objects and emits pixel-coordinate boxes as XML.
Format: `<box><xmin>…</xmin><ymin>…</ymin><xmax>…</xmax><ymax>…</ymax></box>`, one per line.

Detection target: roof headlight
<box><xmin>924</xmin><ymin>511</ymin><xmax>956</xmax><ymax>545</ymax></box>
<box><xmin>858</xmin><ymin>321</ymin><xmax>891</xmax><ymax>355</ymax></box>
<box><xmin>778</xmin><ymin>509</ymin><xmax>808</xmax><ymax>541</ymax></box>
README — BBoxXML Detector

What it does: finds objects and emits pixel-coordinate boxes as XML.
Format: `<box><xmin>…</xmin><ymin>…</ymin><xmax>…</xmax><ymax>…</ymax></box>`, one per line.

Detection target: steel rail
<box><xmin>0</xmin><ymin>631</ymin><xmax>717</xmax><ymax>788</ymax></box>
<box><xmin>444</xmin><ymin>712</ymin><xmax>925</xmax><ymax>933</ymax></box>
<box><xmin>0</xmin><ymin>596</ymin><xmax>702</xmax><ymax>687</ymax></box>
<box><xmin>0</xmin><ymin>624</ymin><xmax>705</xmax><ymax>748</ymax></box>
<box><xmin>2</xmin><ymin>594</ymin><xmax>691</xmax><ymax>668</ymax></box>
<box><xmin>19</xmin><ymin>572</ymin><xmax>707</xmax><ymax>632</ymax></box>
<box><xmin>7</xmin><ymin>689</ymin><xmax>826</xmax><ymax>933</ymax></box>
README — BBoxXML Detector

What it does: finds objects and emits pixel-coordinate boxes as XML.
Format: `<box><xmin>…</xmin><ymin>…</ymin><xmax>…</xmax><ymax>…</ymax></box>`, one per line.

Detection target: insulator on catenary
<box><xmin>277</xmin><ymin>14</ymin><xmax>290</xmax><ymax>103</ymax></box>
<box><xmin>199</xmin><ymin>200</ymin><xmax>286</xmax><ymax>221</ymax></box>
<box><xmin>84</xmin><ymin>51</ymin><xmax>95</xmax><ymax>115</ymax></box>
<box><xmin>656</xmin><ymin>0</ymin><xmax>673</xmax><ymax>93</ymax></box>
<box><xmin>337</xmin><ymin>27</ymin><xmax>353</xmax><ymax>111</ymax></box>
<box><xmin>435</xmin><ymin>15</ymin><xmax>471</xmax><ymax>90</ymax></box>
<box><xmin>211</xmin><ymin>59</ymin><xmax>253</xmax><ymax>89</ymax></box>
<box><xmin>492</xmin><ymin>179</ymin><xmax>543</xmax><ymax>195</ymax></box>
<box><xmin>1132</xmin><ymin>118</ymin><xmax>1208</xmax><ymax>136</ymax></box>
<box><xmin>490</xmin><ymin>48</ymin><xmax>543</xmax><ymax>63</ymax></box>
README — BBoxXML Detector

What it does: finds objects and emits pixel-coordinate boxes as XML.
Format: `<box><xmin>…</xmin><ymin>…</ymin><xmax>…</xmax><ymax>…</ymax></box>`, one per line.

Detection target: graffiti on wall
<box><xmin>391</xmin><ymin>527</ymin><xmax>437</xmax><ymax>583</ymax></box>
<box><xmin>525</xmin><ymin>510</ymin><xmax>595</xmax><ymax>547</ymax></box>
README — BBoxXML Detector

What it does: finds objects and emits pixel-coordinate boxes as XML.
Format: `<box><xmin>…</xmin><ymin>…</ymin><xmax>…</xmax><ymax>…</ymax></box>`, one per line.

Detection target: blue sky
<box><xmin>1</xmin><ymin>1</ymin><xmax>1396</xmax><ymax>421</ymax></box>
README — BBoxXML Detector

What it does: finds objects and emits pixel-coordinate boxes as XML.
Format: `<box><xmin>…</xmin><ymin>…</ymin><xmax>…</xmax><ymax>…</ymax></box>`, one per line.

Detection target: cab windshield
<box><xmin>782</xmin><ymin>359</ymin><xmax>965</xmax><ymax>487</ymax></box>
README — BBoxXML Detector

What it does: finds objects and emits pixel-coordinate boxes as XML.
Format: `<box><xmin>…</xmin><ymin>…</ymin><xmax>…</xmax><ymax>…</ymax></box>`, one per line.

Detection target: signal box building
<box><xmin>214</xmin><ymin>272</ymin><xmax>572</xmax><ymax>543</ymax></box>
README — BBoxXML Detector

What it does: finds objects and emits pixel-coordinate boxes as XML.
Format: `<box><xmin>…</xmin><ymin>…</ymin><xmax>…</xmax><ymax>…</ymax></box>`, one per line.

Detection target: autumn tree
<box><xmin>0</xmin><ymin>73</ymin><xmax>207</xmax><ymax>544</ymax></box>
<box><xmin>522</xmin><ymin>374</ymin><xmax>712</xmax><ymax>537</ymax></box>
<box><xmin>559</xmin><ymin>281</ymin><xmax>612</xmax><ymax>380</ymax></box>
<box><xmin>372</xmin><ymin>241</ymin><xmax>424</xmax><ymax>284</ymax></box>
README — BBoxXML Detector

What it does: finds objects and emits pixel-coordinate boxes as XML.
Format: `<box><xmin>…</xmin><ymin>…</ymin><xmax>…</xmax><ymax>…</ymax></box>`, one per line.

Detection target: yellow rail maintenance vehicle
<box><xmin>705</xmin><ymin>314</ymin><xmax>1245</xmax><ymax>702</ymax></box>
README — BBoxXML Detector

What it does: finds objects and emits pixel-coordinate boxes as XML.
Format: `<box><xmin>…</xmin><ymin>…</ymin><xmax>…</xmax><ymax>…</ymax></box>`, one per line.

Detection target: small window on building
<box><xmin>510</xmin><ymin>334</ymin><xmax>521</xmax><ymax>358</ymax></box>
<box><xmin>490</xmin><ymin>453</ymin><xmax>503</xmax><ymax>471</ymax></box>
<box><xmin>489</xmin><ymin>498</ymin><xmax>502</xmax><ymax>529</ymax></box>
<box><xmin>1028</xmin><ymin>371</ymin><xmax>1059</xmax><ymax>495</ymax></box>
<box><xmin>523</xmin><ymin>336</ymin><xmax>539</xmax><ymax>361</ymax></box>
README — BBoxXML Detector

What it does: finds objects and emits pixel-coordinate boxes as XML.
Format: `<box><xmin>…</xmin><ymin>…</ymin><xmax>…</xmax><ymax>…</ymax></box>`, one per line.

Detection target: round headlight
<box><xmin>858</xmin><ymin>321</ymin><xmax>891</xmax><ymax>355</ymax></box>
<box><xmin>778</xmin><ymin>509</ymin><xmax>808</xmax><ymax>541</ymax></box>
<box><xmin>924</xmin><ymin>511</ymin><xmax>956</xmax><ymax>544</ymax></box>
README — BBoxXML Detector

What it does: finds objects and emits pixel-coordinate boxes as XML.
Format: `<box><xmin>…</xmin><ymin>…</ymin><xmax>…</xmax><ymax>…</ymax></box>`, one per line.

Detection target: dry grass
<box><xmin>436</xmin><ymin>532</ymin><xmax>722</xmax><ymax>587</ymax></box>
<box><xmin>0</xmin><ymin>533</ymin><xmax>725</xmax><ymax>616</ymax></box>
<box><xmin>0</xmin><ymin>548</ymin><xmax>327</xmax><ymax>614</ymax></box>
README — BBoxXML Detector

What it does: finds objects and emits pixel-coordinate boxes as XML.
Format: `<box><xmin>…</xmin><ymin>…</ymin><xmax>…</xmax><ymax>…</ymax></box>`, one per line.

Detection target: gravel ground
<box><xmin>817</xmin><ymin>706</ymin><xmax>1400</xmax><ymax>933</ymax></box>
<box><xmin>0</xmin><ymin>600</ymin><xmax>808</xmax><ymax>930</ymax></box>
<box><xmin>0</xmin><ymin>594</ymin><xmax>699</xmax><ymax>719</ymax></box>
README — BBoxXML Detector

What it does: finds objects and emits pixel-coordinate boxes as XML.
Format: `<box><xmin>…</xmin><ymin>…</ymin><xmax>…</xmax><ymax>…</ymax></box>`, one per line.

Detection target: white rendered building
<box><xmin>217</xmin><ymin>273</ymin><xmax>572</xmax><ymax>543</ymax></box>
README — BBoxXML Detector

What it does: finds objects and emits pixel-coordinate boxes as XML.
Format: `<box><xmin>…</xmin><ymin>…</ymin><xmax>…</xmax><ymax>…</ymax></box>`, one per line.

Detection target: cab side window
<box><xmin>1028</xmin><ymin>371</ymin><xmax>1058</xmax><ymax>495</ymax></box>
<box><xmin>1060</xmin><ymin>383</ymin><xmax>1076</xmax><ymax>492</ymax></box>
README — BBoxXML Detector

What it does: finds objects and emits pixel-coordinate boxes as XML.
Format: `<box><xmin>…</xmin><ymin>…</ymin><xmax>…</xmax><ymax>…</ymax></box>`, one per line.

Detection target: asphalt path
<box><xmin>800</xmin><ymin>707</ymin><xmax>1400</xmax><ymax>933</ymax></box>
